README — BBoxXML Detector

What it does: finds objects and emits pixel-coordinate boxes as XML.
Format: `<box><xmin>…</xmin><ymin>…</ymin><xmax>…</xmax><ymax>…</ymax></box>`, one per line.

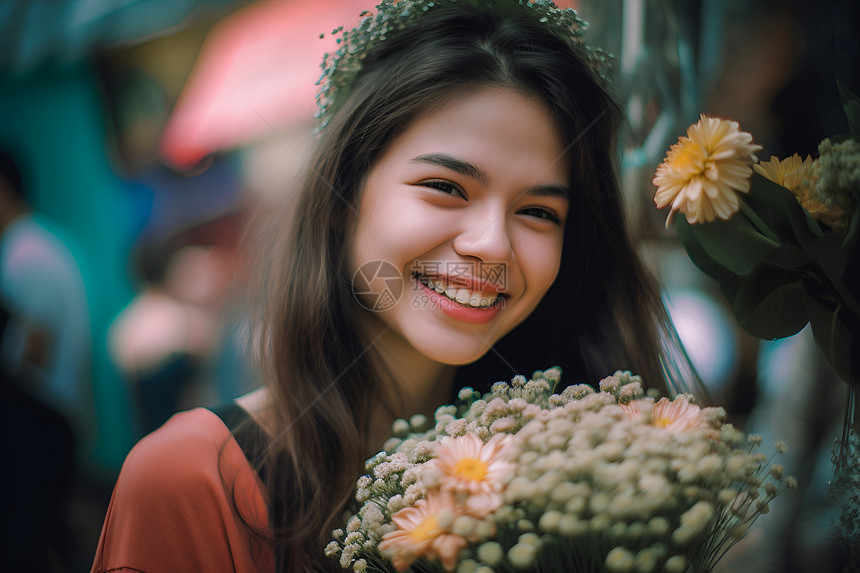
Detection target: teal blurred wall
<box><xmin>1</xmin><ymin>61</ymin><xmax>138</xmax><ymax>478</ymax></box>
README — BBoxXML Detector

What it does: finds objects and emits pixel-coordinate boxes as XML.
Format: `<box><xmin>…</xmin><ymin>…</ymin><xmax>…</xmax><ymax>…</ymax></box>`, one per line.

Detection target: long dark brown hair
<box><xmin>245</xmin><ymin>2</ymin><xmax>686</xmax><ymax>570</ymax></box>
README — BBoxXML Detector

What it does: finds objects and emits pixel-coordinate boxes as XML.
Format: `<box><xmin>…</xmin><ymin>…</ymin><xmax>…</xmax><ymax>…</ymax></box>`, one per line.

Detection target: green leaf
<box><xmin>674</xmin><ymin>217</ymin><xmax>723</xmax><ymax>279</ymax></box>
<box><xmin>674</xmin><ymin>210</ymin><xmax>779</xmax><ymax>276</ymax></box>
<box><xmin>838</xmin><ymin>79</ymin><xmax>860</xmax><ymax>143</ymax></box>
<box><xmin>843</xmin><ymin>184</ymin><xmax>860</xmax><ymax>254</ymax></box>
<box><xmin>804</xmin><ymin>233</ymin><xmax>850</xmax><ymax>285</ymax></box>
<box><xmin>745</xmin><ymin>174</ymin><xmax>823</xmax><ymax>248</ymax></box>
<box><xmin>762</xmin><ymin>244</ymin><xmax>814</xmax><ymax>270</ymax></box>
<box><xmin>728</xmin><ymin>262</ymin><xmax>810</xmax><ymax>339</ymax></box>
<box><xmin>841</xmin><ymin>179</ymin><xmax>860</xmax><ymax>309</ymax></box>
<box><xmin>805</xmin><ymin>292</ymin><xmax>860</xmax><ymax>387</ymax></box>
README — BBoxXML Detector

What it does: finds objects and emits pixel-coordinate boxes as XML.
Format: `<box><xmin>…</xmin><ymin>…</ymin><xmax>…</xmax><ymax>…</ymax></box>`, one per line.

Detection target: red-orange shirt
<box><xmin>91</xmin><ymin>408</ymin><xmax>274</xmax><ymax>573</ymax></box>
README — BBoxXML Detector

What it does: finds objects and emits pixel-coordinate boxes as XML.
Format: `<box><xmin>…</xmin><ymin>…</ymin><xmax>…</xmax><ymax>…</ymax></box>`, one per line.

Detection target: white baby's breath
<box><xmin>329</xmin><ymin>368</ymin><xmax>793</xmax><ymax>572</ymax></box>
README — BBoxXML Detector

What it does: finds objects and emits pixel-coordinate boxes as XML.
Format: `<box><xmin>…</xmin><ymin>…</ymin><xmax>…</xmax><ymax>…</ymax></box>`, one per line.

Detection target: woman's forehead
<box><xmin>376</xmin><ymin>87</ymin><xmax>568</xmax><ymax>180</ymax></box>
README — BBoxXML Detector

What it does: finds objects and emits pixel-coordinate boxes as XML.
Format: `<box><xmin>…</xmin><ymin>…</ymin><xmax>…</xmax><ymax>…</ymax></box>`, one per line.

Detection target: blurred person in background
<box><xmin>0</xmin><ymin>145</ymin><xmax>92</xmax><ymax>437</ymax></box>
<box><xmin>109</xmin><ymin>214</ymin><xmax>251</xmax><ymax>434</ymax></box>
<box><xmin>0</xmin><ymin>145</ymin><xmax>92</xmax><ymax>571</ymax></box>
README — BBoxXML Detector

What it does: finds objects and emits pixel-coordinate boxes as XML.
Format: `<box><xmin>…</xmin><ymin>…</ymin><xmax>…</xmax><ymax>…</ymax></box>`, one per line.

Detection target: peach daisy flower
<box><xmin>624</xmin><ymin>396</ymin><xmax>706</xmax><ymax>431</ymax></box>
<box><xmin>378</xmin><ymin>492</ymin><xmax>467</xmax><ymax>572</ymax></box>
<box><xmin>652</xmin><ymin>396</ymin><xmax>706</xmax><ymax>430</ymax></box>
<box><xmin>428</xmin><ymin>433</ymin><xmax>515</xmax><ymax>515</ymax></box>
<box><xmin>654</xmin><ymin>115</ymin><xmax>762</xmax><ymax>226</ymax></box>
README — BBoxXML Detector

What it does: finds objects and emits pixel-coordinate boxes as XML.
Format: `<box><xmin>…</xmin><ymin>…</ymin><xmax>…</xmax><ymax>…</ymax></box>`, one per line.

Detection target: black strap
<box><xmin>208</xmin><ymin>402</ymin><xmax>270</xmax><ymax>485</ymax></box>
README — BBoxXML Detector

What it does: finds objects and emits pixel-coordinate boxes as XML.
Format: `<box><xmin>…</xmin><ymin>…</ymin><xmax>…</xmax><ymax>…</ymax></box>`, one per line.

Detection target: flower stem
<box><xmin>739</xmin><ymin>202</ymin><xmax>780</xmax><ymax>244</ymax></box>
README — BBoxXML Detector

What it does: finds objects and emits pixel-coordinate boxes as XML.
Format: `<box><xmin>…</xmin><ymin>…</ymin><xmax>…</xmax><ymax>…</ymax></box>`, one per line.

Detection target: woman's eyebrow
<box><xmin>412</xmin><ymin>152</ymin><xmax>570</xmax><ymax>198</ymax></box>
<box><xmin>411</xmin><ymin>153</ymin><xmax>488</xmax><ymax>184</ymax></box>
<box><xmin>523</xmin><ymin>184</ymin><xmax>570</xmax><ymax>199</ymax></box>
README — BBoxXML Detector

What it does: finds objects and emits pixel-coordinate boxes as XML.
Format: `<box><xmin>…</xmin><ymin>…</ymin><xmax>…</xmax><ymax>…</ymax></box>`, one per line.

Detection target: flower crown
<box><xmin>315</xmin><ymin>0</ymin><xmax>613</xmax><ymax>127</ymax></box>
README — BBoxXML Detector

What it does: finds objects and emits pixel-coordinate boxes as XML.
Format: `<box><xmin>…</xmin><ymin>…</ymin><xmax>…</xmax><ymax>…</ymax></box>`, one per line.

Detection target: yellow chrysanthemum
<box><xmin>753</xmin><ymin>154</ymin><xmax>814</xmax><ymax>192</ymax></box>
<box><xmin>654</xmin><ymin>115</ymin><xmax>762</xmax><ymax>226</ymax></box>
<box><xmin>755</xmin><ymin>154</ymin><xmax>848</xmax><ymax>232</ymax></box>
<box><xmin>378</xmin><ymin>492</ymin><xmax>467</xmax><ymax>572</ymax></box>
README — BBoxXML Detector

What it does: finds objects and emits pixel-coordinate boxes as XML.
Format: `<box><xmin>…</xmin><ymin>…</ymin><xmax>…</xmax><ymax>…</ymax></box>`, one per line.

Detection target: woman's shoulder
<box><xmin>92</xmin><ymin>407</ymin><xmax>271</xmax><ymax>573</ymax></box>
<box><xmin>119</xmin><ymin>407</ymin><xmax>237</xmax><ymax>482</ymax></box>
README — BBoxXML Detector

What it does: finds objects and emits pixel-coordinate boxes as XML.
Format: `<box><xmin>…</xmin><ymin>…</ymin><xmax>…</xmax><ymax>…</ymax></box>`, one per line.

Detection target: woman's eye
<box><xmin>520</xmin><ymin>207</ymin><xmax>563</xmax><ymax>225</ymax></box>
<box><xmin>421</xmin><ymin>180</ymin><xmax>465</xmax><ymax>198</ymax></box>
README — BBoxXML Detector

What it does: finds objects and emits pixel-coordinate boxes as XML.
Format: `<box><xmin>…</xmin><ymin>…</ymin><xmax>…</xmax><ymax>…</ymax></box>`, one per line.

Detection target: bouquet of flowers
<box><xmin>652</xmin><ymin>81</ymin><xmax>860</xmax><ymax>562</ymax></box>
<box><xmin>652</xmin><ymin>82</ymin><xmax>859</xmax><ymax>393</ymax></box>
<box><xmin>326</xmin><ymin>369</ymin><xmax>793</xmax><ymax>572</ymax></box>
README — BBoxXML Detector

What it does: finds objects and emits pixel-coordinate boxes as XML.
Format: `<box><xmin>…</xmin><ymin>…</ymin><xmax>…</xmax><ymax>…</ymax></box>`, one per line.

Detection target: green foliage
<box><xmin>838</xmin><ymin>80</ymin><xmax>860</xmax><ymax>143</ymax></box>
<box><xmin>673</xmin><ymin>84</ymin><xmax>860</xmax><ymax>387</ymax></box>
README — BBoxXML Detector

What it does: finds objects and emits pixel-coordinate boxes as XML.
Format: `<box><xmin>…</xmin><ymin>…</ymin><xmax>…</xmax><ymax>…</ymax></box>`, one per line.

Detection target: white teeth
<box><xmin>419</xmin><ymin>275</ymin><xmax>500</xmax><ymax>308</ymax></box>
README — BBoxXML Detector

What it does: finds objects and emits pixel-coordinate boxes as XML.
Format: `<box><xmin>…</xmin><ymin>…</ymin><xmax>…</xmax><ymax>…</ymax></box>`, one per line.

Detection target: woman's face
<box><xmin>350</xmin><ymin>87</ymin><xmax>570</xmax><ymax>367</ymax></box>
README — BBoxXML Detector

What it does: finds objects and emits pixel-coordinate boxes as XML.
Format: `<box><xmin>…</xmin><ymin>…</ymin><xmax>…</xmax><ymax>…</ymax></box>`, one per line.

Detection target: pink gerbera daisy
<box><xmin>624</xmin><ymin>396</ymin><xmax>706</xmax><ymax>431</ymax></box>
<box><xmin>378</xmin><ymin>492</ymin><xmax>467</xmax><ymax>572</ymax></box>
<box><xmin>428</xmin><ymin>433</ymin><xmax>515</xmax><ymax>514</ymax></box>
<box><xmin>652</xmin><ymin>396</ymin><xmax>706</xmax><ymax>430</ymax></box>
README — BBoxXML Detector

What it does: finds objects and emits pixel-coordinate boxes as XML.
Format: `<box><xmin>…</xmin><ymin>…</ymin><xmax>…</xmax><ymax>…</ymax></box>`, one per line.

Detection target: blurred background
<box><xmin>0</xmin><ymin>0</ymin><xmax>857</xmax><ymax>571</ymax></box>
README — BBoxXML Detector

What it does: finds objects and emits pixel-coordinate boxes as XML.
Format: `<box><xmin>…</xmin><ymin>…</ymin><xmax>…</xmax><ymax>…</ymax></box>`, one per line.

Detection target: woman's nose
<box><xmin>452</xmin><ymin>207</ymin><xmax>513</xmax><ymax>263</ymax></box>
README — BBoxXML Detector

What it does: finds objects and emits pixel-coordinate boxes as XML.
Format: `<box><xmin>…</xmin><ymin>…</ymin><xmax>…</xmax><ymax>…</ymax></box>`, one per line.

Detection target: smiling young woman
<box><xmin>351</xmin><ymin>87</ymin><xmax>568</xmax><ymax>377</ymax></box>
<box><xmin>91</xmin><ymin>2</ymin><xmax>689</xmax><ymax>572</ymax></box>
